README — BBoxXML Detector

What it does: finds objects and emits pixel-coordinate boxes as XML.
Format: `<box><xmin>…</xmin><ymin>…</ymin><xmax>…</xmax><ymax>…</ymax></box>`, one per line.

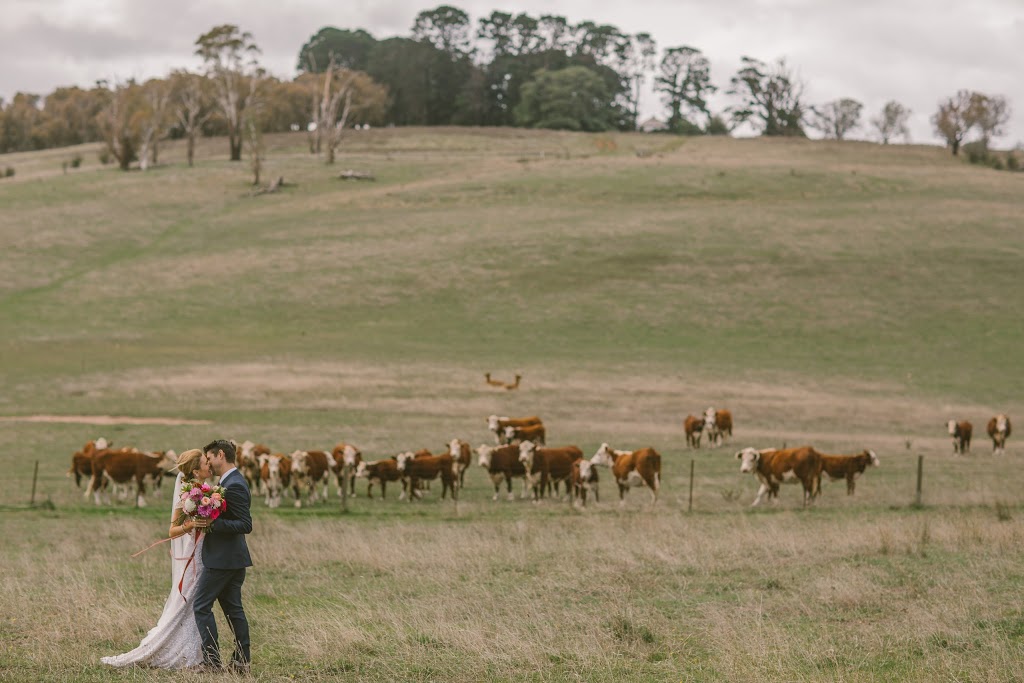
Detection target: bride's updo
<box><xmin>175</xmin><ymin>449</ymin><xmax>204</xmax><ymax>477</ymax></box>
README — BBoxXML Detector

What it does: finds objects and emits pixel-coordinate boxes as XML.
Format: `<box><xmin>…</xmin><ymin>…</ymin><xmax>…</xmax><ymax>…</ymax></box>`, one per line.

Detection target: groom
<box><xmin>193</xmin><ymin>439</ymin><xmax>253</xmax><ymax>673</ymax></box>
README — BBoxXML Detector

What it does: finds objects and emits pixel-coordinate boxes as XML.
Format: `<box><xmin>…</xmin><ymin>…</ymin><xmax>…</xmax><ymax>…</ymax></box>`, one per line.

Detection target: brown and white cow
<box><xmin>684</xmin><ymin>415</ymin><xmax>704</xmax><ymax>449</ymax></box>
<box><xmin>946</xmin><ymin>420</ymin><xmax>972</xmax><ymax>455</ymax></box>
<box><xmin>570</xmin><ymin>457</ymin><xmax>600</xmax><ymax>506</ymax></box>
<box><xmin>476</xmin><ymin>444</ymin><xmax>528</xmax><ymax>501</ymax></box>
<box><xmin>237</xmin><ymin>441</ymin><xmax>271</xmax><ymax>493</ymax></box>
<box><xmin>260</xmin><ymin>453</ymin><xmax>292</xmax><ymax>508</ymax></box>
<box><xmin>290</xmin><ymin>450</ymin><xmax>336</xmax><ymax>507</ymax></box>
<box><xmin>448</xmin><ymin>438</ymin><xmax>472</xmax><ymax>488</ymax></box>
<box><xmin>736</xmin><ymin>446</ymin><xmax>821</xmax><ymax>507</ymax></box>
<box><xmin>68</xmin><ymin>437</ymin><xmax>110</xmax><ymax>487</ymax></box>
<box><xmin>819</xmin><ymin>449</ymin><xmax>879</xmax><ymax>495</ymax></box>
<box><xmin>518</xmin><ymin>441</ymin><xmax>583</xmax><ymax>501</ymax></box>
<box><xmin>395</xmin><ymin>451</ymin><xmax>457</xmax><ymax>502</ymax></box>
<box><xmin>590</xmin><ymin>443</ymin><xmax>661</xmax><ymax>505</ymax></box>
<box><xmin>354</xmin><ymin>459</ymin><xmax>402</xmax><ymax>499</ymax></box>
<box><xmin>487</xmin><ymin>415</ymin><xmax>543</xmax><ymax>444</ymax></box>
<box><xmin>703</xmin><ymin>407</ymin><xmax>733</xmax><ymax>448</ymax></box>
<box><xmin>505</xmin><ymin>423</ymin><xmax>546</xmax><ymax>445</ymax></box>
<box><xmin>85</xmin><ymin>448</ymin><xmax>175</xmax><ymax>507</ymax></box>
<box><xmin>987</xmin><ymin>414</ymin><xmax>1012</xmax><ymax>455</ymax></box>
<box><xmin>332</xmin><ymin>442</ymin><xmax>362</xmax><ymax>497</ymax></box>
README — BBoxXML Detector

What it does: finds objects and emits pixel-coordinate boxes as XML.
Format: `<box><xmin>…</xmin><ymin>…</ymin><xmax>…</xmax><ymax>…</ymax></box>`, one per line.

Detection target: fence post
<box><xmin>915</xmin><ymin>454</ymin><xmax>924</xmax><ymax>506</ymax></box>
<box><xmin>30</xmin><ymin>460</ymin><xmax>39</xmax><ymax>506</ymax></box>
<box><xmin>688</xmin><ymin>459</ymin><xmax>695</xmax><ymax>512</ymax></box>
<box><xmin>340</xmin><ymin>464</ymin><xmax>349</xmax><ymax>513</ymax></box>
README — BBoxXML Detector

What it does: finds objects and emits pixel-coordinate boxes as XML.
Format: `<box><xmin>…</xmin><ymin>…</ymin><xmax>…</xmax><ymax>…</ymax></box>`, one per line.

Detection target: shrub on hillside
<box><xmin>98</xmin><ymin>150</ymin><xmax>111</xmax><ymax>165</ymax></box>
<box><xmin>3</xmin><ymin>167</ymin><xmax>13</xmax><ymax>178</ymax></box>
<box><xmin>1006</xmin><ymin>154</ymin><xmax>1019</xmax><ymax>171</ymax></box>
<box><xmin>69</xmin><ymin>154</ymin><xmax>83</xmax><ymax>168</ymax></box>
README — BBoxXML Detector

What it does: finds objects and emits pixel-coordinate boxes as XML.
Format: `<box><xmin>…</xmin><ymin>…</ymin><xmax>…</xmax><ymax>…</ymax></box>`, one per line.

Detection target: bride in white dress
<box><xmin>101</xmin><ymin>449</ymin><xmax>211</xmax><ymax>669</ymax></box>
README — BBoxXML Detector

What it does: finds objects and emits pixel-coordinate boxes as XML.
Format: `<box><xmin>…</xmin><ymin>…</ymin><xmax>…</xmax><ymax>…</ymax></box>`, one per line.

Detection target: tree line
<box><xmin>0</xmin><ymin>5</ymin><xmax>1014</xmax><ymax>167</ymax></box>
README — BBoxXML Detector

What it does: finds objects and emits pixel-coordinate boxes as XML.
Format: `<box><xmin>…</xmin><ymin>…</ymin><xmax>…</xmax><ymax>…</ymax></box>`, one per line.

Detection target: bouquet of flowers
<box><xmin>179</xmin><ymin>480</ymin><xmax>227</xmax><ymax>526</ymax></box>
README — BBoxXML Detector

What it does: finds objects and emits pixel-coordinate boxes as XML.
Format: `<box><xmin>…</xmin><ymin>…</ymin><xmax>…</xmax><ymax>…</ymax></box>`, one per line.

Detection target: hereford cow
<box><xmin>354</xmin><ymin>459</ymin><xmax>402</xmax><ymax>499</ymax></box>
<box><xmin>290</xmin><ymin>450</ymin><xmax>336</xmax><ymax>507</ymax></box>
<box><xmin>67</xmin><ymin>437</ymin><xmax>110</xmax><ymax>487</ymax></box>
<box><xmin>819</xmin><ymin>450</ymin><xmax>879</xmax><ymax>495</ymax></box>
<box><xmin>987</xmin><ymin>414</ymin><xmax>1012</xmax><ymax>455</ymax></box>
<box><xmin>518</xmin><ymin>441</ymin><xmax>583</xmax><ymax>501</ymax></box>
<box><xmin>684</xmin><ymin>415</ymin><xmax>704</xmax><ymax>449</ymax></box>
<box><xmin>504</xmin><ymin>423</ymin><xmax>546</xmax><ymax>445</ymax></box>
<box><xmin>476</xmin><ymin>444</ymin><xmax>528</xmax><ymax>501</ymax></box>
<box><xmin>946</xmin><ymin>420</ymin><xmax>972</xmax><ymax>454</ymax></box>
<box><xmin>447</xmin><ymin>438</ymin><xmax>472</xmax><ymax>487</ymax></box>
<box><xmin>85</xmin><ymin>448</ymin><xmax>175</xmax><ymax>507</ymax></box>
<box><xmin>237</xmin><ymin>441</ymin><xmax>271</xmax><ymax>493</ymax></box>
<box><xmin>487</xmin><ymin>415</ymin><xmax>543</xmax><ymax>444</ymax></box>
<box><xmin>704</xmin><ymin>407</ymin><xmax>733</xmax><ymax>448</ymax></box>
<box><xmin>260</xmin><ymin>453</ymin><xmax>292</xmax><ymax>508</ymax></box>
<box><xmin>395</xmin><ymin>451</ymin><xmax>457</xmax><ymax>502</ymax></box>
<box><xmin>590</xmin><ymin>443</ymin><xmax>661</xmax><ymax>505</ymax></box>
<box><xmin>570</xmin><ymin>457</ymin><xmax>599</xmax><ymax>507</ymax></box>
<box><xmin>332</xmin><ymin>442</ymin><xmax>362</xmax><ymax>497</ymax></box>
<box><xmin>736</xmin><ymin>446</ymin><xmax>821</xmax><ymax>507</ymax></box>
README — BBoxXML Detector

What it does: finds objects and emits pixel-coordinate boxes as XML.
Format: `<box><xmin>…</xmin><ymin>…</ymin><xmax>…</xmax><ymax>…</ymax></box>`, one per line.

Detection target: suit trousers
<box><xmin>192</xmin><ymin>566</ymin><xmax>250</xmax><ymax>666</ymax></box>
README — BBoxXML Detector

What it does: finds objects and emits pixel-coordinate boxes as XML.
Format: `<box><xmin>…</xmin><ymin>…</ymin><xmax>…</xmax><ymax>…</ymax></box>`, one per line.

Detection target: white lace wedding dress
<box><xmin>101</xmin><ymin>472</ymin><xmax>204</xmax><ymax>669</ymax></box>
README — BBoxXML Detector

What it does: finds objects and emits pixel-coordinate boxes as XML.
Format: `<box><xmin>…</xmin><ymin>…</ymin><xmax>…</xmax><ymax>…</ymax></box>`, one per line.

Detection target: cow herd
<box><xmin>65</xmin><ymin>409</ymin><xmax>1013</xmax><ymax>511</ymax></box>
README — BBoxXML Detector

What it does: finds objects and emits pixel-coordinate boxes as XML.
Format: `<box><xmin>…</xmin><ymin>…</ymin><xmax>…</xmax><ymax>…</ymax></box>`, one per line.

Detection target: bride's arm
<box><xmin>168</xmin><ymin>509</ymin><xmax>195</xmax><ymax>539</ymax></box>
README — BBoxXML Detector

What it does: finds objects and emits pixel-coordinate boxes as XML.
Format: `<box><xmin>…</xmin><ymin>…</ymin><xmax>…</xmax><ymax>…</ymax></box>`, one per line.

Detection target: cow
<box><xmin>819</xmin><ymin>450</ymin><xmax>879</xmax><ymax>495</ymax></box>
<box><xmin>354</xmin><ymin>459</ymin><xmax>402</xmax><ymax>499</ymax></box>
<box><xmin>260</xmin><ymin>453</ymin><xmax>292</xmax><ymax>508</ymax></box>
<box><xmin>590</xmin><ymin>443</ymin><xmax>661</xmax><ymax>505</ymax></box>
<box><xmin>395</xmin><ymin>451</ymin><xmax>457</xmax><ymax>502</ymax></box>
<box><xmin>735</xmin><ymin>446</ymin><xmax>821</xmax><ymax>507</ymax></box>
<box><xmin>237</xmin><ymin>441</ymin><xmax>271</xmax><ymax>493</ymax></box>
<box><xmin>67</xmin><ymin>437</ymin><xmax>110</xmax><ymax>487</ymax></box>
<box><xmin>476</xmin><ymin>444</ymin><xmax>528</xmax><ymax>501</ymax></box>
<box><xmin>447</xmin><ymin>438</ymin><xmax>472</xmax><ymax>488</ymax></box>
<box><xmin>988</xmin><ymin>414</ymin><xmax>1012</xmax><ymax>455</ymax></box>
<box><xmin>290</xmin><ymin>450</ymin><xmax>336</xmax><ymax>507</ymax></box>
<box><xmin>518</xmin><ymin>441</ymin><xmax>583</xmax><ymax>501</ymax></box>
<box><xmin>85</xmin><ymin>448</ymin><xmax>175</xmax><ymax>507</ymax></box>
<box><xmin>487</xmin><ymin>415</ymin><xmax>543</xmax><ymax>444</ymax></box>
<box><xmin>946</xmin><ymin>420</ymin><xmax>972</xmax><ymax>455</ymax></box>
<box><xmin>504</xmin><ymin>423</ymin><xmax>546</xmax><ymax>445</ymax></box>
<box><xmin>703</xmin><ymin>407</ymin><xmax>733</xmax><ymax>448</ymax></box>
<box><xmin>570</xmin><ymin>458</ymin><xmax>600</xmax><ymax>506</ymax></box>
<box><xmin>684</xmin><ymin>415</ymin><xmax>704</xmax><ymax>449</ymax></box>
<box><xmin>331</xmin><ymin>442</ymin><xmax>362</xmax><ymax>497</ymax></box>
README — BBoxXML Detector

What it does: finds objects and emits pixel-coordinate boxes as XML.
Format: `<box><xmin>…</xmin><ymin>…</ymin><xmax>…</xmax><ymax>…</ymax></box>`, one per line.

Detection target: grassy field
<box><xmin>1</xmin><ymin>128</ymin><xmax>1022</xmax><ymax>681</ymax></box>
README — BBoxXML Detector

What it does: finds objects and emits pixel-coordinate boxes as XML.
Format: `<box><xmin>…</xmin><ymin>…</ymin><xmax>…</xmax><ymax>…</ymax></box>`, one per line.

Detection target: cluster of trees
<box><xmin>0</xmin><ymin>6</ymin><xmax>1015</xmax><ymax>166</ymax></box>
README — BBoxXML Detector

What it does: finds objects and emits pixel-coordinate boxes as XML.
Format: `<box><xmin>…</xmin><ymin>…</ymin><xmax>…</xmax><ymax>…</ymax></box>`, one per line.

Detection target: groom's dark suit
<box><xmin>193</xmin><ymin>467</ymin><xmax>253</xmax><ymax>669</ymax></box>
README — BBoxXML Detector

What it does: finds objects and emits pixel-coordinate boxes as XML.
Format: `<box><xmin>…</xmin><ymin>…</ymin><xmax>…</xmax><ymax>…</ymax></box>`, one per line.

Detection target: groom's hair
<box><xmin>204</xmin><ymin>439</ymin><xmax>237</xmax><ymax>463</ymax></box>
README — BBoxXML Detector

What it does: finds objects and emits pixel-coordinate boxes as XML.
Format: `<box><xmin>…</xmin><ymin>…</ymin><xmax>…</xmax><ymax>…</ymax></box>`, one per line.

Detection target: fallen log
<box><xmin>338</xmin><ymin>169</ymin><xmax>376</xmax><ymax>181</ymax></box>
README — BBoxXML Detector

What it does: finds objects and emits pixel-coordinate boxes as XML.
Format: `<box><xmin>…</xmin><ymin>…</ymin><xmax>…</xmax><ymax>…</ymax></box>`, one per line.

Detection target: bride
<box><xmin>101</xmin><ymin>449</ymin><xmax>211</xmax><ymax>669</ymax></box>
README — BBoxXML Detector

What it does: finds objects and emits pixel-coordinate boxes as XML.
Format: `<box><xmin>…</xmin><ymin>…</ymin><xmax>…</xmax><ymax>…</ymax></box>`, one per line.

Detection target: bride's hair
<box><xmin>175</xmin><ymin>449</ymin><xmax>204</xmax><ymax>476</ymax></box>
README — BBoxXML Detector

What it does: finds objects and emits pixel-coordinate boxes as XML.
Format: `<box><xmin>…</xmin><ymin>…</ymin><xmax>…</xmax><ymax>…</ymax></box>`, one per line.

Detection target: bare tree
<box><xmin>809</xmin><ymin>98</ymin><xmax>862</xmax><ymax>140</ymax></box>
<box><xmin>969</xmin><ymin>93</ymin><xmax>1011</xmax><ymax>150</ymax></box>
<box><xmin>932</xmin><ymin>90</ymin><xmax>973</xmax><ymax>155</ymax></box>
<box><xmin>138</xmin><ymin>79</ymin><xmax>172</xmax><ymax>170</ymax></box>
<box><xmin>97</xmin><ymin>81</ymin><xmax>141</xmax><ymax>171</ymax></box>
<box><xmin>243</xmin><ymin>109</ymin><xmax>264</xmax><ymax>186</ymax></box>
<box><xmin>314</xmin><ymin>61</ymin><xmax>388</xmax><ymax>164</ymax></box>
<box><xmin>170</xmin><ymin>71</ymin><xmax>211</xmax><ymax>167</ymax></box>
<box><xmin>871</xmin><ymin>101</ymin><xmax>911</xmax><ymax>144</ymax></box>
<box><xmin>194</xmin><ymin>24</ymin><xmax>262</xmax><ymax>161</ymax></box>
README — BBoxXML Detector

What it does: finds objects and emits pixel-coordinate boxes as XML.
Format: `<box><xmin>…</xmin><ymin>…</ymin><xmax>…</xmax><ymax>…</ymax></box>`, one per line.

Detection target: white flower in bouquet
<box><xmin>182</xmin><ymin>499</ymin><xmax>198</xmax><ymax>514</ymax></box>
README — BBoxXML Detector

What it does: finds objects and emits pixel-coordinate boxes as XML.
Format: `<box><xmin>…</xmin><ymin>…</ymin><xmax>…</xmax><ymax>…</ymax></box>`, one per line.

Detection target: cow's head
<box><xmin>476</xmin><ymin>444</ymin><xmax>495</xmax><ymax>468</ymax></box>
<box><xmin>591</xmin><ymin>443</ymin><xmax>616</xmax><ymax>468</ymax></box>
<box><xmin>736</xmin><ymin>447</ymin><xmax>761</xmax><ymax>473</ymax></box>
<box><xmin>865</xmin><ymin>450</ymin><xmax>880</xmax><ymax>467</ymax></box>
<box><xmin>487</xmin><ymin>415</ymin><xmax>501</xmax><ymax>432</ymax></box>
<box><xmin>518</xmin><ymin>440</ymin><xmax>537</xmax><ymax>468</ymax></box>
<box><xmin>354</xmin><ymin>461</ymin><xmax>369</xmax><ymax>478</ymax></box>
<box><xmin>997</xmin><ymin>414</ymin><xmax>1009</xmax><ymax>433</ymax></box>
<box><xmin>264</xmin><ymin>455</ymin><xmax>283</xmax><ymax>484</ymax></box>
<box><xmin>578</xmin><ymin>458</ymin><xmax>594</xmax><ymax>482</ymax></box>
<box><xmin>704</xmin><ymin>406</ymin><xmax>716</xmax><ymax>420</ymax></box>
<box><xmin>290</xmin><ymin>450</ymin><xmax>309</xmax><ymax>475</ymax></box>
<box><xmin>504</xmin><ymin>425</ymin><xmax>518</xmax><ymax>442</ymax></box>
<box><xmin>947</xmin><ymin>420</ymin><xmax>957</xmax><ymax>436</ymax></box>
<box><xmin>340</xmin><ymin>444</ymin><xmax>360</xmax><ymax>467</ymax></box>
<box><xmin>449</xmin><ymin>438</ymin><xmax>462</xmax><ymax>458</ymax></box>
<box><xmin>94</xmin><ymin>437</ymin><xmax>110</xmax><ymax>450</ymax></box>
<box><xmin>395</xmin><ymin>451</ymin><xmax>414</xmax><ymax>472</ymax></box>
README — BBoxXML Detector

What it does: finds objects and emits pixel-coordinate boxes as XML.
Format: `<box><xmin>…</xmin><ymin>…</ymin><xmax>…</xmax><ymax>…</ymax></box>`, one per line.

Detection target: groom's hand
<box><xmin>192</xmin><ymin>518</ymin><xmax>211</xmax><ymax>529</ymax></box>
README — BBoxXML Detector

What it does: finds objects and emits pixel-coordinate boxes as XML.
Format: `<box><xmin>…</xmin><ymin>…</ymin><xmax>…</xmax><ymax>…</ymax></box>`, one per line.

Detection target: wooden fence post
<box><xmin>341</xmin><ymin>464</ymin><xmax>349</xmax><ymax>513</ymax></box>
<box><xmin>688</xmin><ymin>459</ymin><xmax>695</xmax><ymax>512</ymax></box>
<box><xmin>915</xmin><ymin>454</ymin><xmax>924</xmax><ymax>506</ymax></box>
<box><xmin>30</xmin><ymin>460</ymin><xmax>39</xmax><ymax>506</ymax></box>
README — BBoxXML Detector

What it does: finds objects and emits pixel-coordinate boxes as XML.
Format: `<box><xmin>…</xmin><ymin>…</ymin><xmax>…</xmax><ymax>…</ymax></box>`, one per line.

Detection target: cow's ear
<box><xmin>735</xmin><ymin>451</ymin><xmax>742</xmax><ymax>459</ymax></box>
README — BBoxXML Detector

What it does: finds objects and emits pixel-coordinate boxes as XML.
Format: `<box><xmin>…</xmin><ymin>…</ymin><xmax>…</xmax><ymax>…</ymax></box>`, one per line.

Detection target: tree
<box><xmin>170</xmin><ymin>71</ymin><xmax>212</xmax><ymax>167</ymax></box>
<box><xmin>297</xmin><ymin>27</ymin><xmax>377</xmax><ymax>73</ymax></box>
<box><xmin>727</xmin><ymin>56</ymin><xmax>806</xmax><ymax>137</ymax></box>
<box><xmin>243</xmin><ymin>107</ymin><xmax>264</xmax><ymax>186</ymax></box>
<box><xmin>194</xmin><ymin>24</ymin><xmax>263</xmax><ymax>161</ymax></box>
<box><xmin>871</xmin><ymin>101</ymin><xmax>911</xmax><ymax>144</ymax></box>
<box><xmin>309</xmin><ymin>60</ymin><xmax>388</xmax><ymax>163</ymax></box>
<box><xmin>655</xmin><ymin>46</ymin><xmax>715</xmax><ymax>133</ymax></box>
<box><xmin>614</xmin><ymin>32</ymin><xmax>657</xmax><ymax>130</ymax></box>
<box><xmin>412</xmin><ymin>5</ymin><xmax>473</xmax><ymax>58</ymax></box>
<box><xmin>138</xmin><ymin>78</ymin><xmax>172</xmax><ymax>170</ymax></box>
<box><xmin>969</xmin><ymin>93</ymin><xmax>1011</xmax><ymax>150</ymax></box>
<box><xmin>515</xmin><ymin>66</ymin><xmax>616</xmax><ymax>132</ymax></box>
<box><xmin>97</xmin><ymin>81</ymin><xmax>143</xmax><ymax>171</ymax></box>
<box><xmin>809</xmin><ymin>98</ymin><xmax>862</xmax><ymax>140</ymax></box>
<box><xmin>932</xmin><ymin>90</ymin><xmax>973</xmax><ymax>155</ymax></box>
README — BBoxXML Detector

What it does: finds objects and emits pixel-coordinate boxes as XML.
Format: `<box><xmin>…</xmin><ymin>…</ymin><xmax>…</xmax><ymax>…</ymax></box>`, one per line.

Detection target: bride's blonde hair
<box><xmin>176</xmin><ymin>449</ymin><xmax>204</xmax><ymax>477</ymax></box>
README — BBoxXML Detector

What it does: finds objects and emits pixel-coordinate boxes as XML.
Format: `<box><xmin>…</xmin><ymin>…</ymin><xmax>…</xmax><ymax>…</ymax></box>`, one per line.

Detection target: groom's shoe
<box><xmin>228</xmin><ymin>661</ymin><xmax>251</xmax><ymax>676</ymax></box>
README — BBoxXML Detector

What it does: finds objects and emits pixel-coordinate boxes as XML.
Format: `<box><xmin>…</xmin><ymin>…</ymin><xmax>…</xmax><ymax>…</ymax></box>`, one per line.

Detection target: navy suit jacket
<box><xmin>201</xmin><ymin>469</ymin><xmax>253</xmax><ymax>569</ymax></box>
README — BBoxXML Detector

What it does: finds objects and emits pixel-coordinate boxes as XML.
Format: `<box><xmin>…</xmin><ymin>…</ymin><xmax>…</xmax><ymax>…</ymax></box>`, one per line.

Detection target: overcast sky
<box><xmin>2</xmin><ymin>0</ymin><xmax>1022</xmax><ymax>145</ymax></box>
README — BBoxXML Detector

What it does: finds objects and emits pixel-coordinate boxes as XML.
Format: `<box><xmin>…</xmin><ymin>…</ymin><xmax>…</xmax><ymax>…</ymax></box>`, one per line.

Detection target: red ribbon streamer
<box><xmin>176</xmin><ymin>530</ymin><xmax>202</xmax><ymax>602</ymax></box>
